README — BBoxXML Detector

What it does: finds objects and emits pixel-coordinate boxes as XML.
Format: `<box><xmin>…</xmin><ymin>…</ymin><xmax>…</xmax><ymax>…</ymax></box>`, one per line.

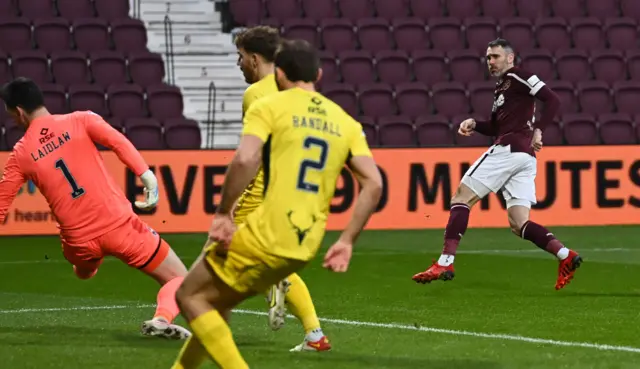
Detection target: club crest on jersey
<box><xmin>147</xmin><ymin>226</ymin><xmax>158</xmax><ymax>236</ymax></box>
<box><xmin>492</xmin><ymin>94</ymin><xmax>505</xmax><ymax>112</ymax></box>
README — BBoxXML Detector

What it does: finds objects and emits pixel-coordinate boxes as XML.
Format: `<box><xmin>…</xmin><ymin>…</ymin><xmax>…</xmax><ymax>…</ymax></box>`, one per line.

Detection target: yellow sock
<box><xmin>285</xmin><ymin>273</ymin><xmax>321</xmax><ymax>334</ymax></box>
<box><xmin>189</xmin><ymin>310</ymin><xmax>249</xmax><ymax>369</ymax></box>
<box><xmin>171</xmin><ymin>336</ymin><xmax>208</xmax><ymax>369</ymax></box>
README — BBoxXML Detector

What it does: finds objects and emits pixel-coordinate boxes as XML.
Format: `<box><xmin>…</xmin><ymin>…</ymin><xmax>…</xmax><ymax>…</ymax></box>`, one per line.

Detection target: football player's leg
<box><xmin>285</xmin><ymin>273</ymin><xmax>331</xmax><ymax>352</ymax></box>
<box><xmin>503</xmin><ymin>167</ymin><xmax>582</xmax><ymax>290</ymax></box>
<box><xmin>61</xmin><ymin>240</ymin><xmax>103</xmax><ymax>280</ymax></box>
<box><xmin>104</xmin><ymin>217</ymin><xmax>190</xmax><ymax>338</ymax></box>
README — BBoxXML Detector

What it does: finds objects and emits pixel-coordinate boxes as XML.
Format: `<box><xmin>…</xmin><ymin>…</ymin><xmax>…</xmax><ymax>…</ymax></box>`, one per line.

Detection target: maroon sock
<box><xmin>442</xmin><ymin>203</ymin><xmax>470</xmax><ymax>255</ymax></box>
<box><xmin>521</xmin><ymin>221</ymin><xmax>564</xmax><ymax>255</ymax></box>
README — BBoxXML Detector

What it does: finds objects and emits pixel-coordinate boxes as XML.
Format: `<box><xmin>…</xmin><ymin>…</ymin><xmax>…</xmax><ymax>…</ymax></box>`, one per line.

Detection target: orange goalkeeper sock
<box><xmin>154</xmin><ymin>276</ymin><xmax>183</xmax><ymax>323</ymax></box>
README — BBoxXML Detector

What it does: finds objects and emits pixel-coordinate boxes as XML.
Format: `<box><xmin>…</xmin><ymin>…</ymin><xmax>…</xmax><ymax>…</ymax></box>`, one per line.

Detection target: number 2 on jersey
<box><xmin>55</xmin><ymin>159</ymin><xmax>86</xmax><ymax>199</ymax></box>
<box><xmin>296</xmin><ymin>137</ymin><xmax>328</xmax><ymax>193</ymax></box>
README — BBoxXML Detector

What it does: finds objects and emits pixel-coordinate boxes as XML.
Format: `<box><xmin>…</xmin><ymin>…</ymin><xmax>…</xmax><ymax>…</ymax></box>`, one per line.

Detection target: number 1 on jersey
<box><xmin>296</xmin><ymin>137</ymin><xmax>329</xmax><ymax>193</ymax></box>
<box><xmin>55</xmin><ymin>159</ymin><xmax>86</xmax><ymax>199</ymax></box>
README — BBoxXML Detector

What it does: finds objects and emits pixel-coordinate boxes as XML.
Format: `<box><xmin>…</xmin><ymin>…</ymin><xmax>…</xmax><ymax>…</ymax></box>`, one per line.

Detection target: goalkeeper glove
<box><xmin>134</xmin><ymin>169</ymin><xmax>159</xmax><ymax>210</ymax></box>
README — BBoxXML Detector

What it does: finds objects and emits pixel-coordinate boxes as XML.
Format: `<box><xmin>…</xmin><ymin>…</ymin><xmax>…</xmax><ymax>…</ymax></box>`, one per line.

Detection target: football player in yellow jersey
<box><xmin>170</xmin><ymin>39</ymin><xmax>382</xmax><ymax>369</ymax></box>
<box><xmin>233</xmin><ymin>26</ymin><xmax>332</xmax><ymax>351</ymax></box>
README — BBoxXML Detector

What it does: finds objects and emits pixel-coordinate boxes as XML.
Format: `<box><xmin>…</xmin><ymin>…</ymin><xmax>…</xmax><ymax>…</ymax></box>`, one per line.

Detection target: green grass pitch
<box><xmin>1</xmin><ymin>226</ymin><xmax>639</xmax><ymax>369</ymax></box>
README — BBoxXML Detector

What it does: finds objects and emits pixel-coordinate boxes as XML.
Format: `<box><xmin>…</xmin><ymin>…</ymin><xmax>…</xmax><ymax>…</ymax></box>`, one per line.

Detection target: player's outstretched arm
<box><xmin>0</xmin><ymin>153</ymin><xmax>27</xmax><ymax>224</ymax></box>
<box><xmin>323</xmin><ymin>155</ymin><xmax>382</xmax><ymax>273</ymax></box>
<box><xmin>82</xmin><ymin>112</ymin><xmax>159</xmax><ymax>209</ymax></box>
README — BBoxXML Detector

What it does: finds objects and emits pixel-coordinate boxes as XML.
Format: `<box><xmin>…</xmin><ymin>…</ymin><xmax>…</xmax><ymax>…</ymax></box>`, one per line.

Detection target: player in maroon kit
<box><xmin>412</xmin><ymin>38</ymin><xmax>582</xmax><ymax>290</ymax></box>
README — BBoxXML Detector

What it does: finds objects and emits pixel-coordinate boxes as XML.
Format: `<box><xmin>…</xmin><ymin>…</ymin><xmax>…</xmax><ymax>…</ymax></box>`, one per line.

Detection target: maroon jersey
<box><xmin>491</xmin><ymin>66</ymin><xmax>545</xmax><ymax>156</ymax></box>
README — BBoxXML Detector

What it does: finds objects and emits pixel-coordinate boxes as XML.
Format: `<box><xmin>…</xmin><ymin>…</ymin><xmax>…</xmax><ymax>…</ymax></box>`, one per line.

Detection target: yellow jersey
<box><xmin>241</xmin><ymin>87</ymin><xmax>372</xmax><ymax>261</ymax></box>
<box><xmin>234</xmin><ymin>73</ymin><xmax>278</xmax><ymax>223</ymax></box>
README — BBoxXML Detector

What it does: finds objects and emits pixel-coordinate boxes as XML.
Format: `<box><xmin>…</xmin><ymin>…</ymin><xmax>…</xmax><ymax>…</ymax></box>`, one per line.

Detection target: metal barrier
<box><xmin>206</xmin><ymin>81</ymin><xmax>218</xmax><ymax>148</ymax></box>
<box><xmin>132</xmin><ymin>0</ymin><xmax>141</xmax><ymax>18</ymax></box>
<box><xmin>163</xmin><ymin>15</ymin><xmax>176</xmax><ymax>85</ymax></box>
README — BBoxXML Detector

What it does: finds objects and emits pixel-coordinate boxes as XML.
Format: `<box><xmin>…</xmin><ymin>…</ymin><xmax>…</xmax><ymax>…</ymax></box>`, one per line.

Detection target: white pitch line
<box><xmin>0</xmin><ymin>248</ymin><xmax>636</xmax><ymax>265</ymax></box>
<box><xmin>0</xmin><ymin>304</ymin><xmax>639</xmax><ymax>354</ymax></box>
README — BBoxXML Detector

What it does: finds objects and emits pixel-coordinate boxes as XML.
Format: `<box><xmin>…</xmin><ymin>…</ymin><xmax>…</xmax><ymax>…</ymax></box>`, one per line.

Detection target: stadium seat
<box><xmin>94</xmin><ymin>0</ymin><xmax>130</xmax><ymax>21</ymax></box>
<box><xmin>519</xmin><ymin>49</ymin><xmax>555</xmax><ymax>81</ymax></box>
<box><xmin>375</xmin><ymin>50</ymin><xmax>411</xmax><ymax>85</ymax></box>
<box><xmin>4</xmin><ymin>119</ymin><xmax>24</xmax><ymax>149</ymax></box>
<box><xmin>373</xmin><ymin>0</ymin><xmax>410</xmax><ymax>20</ymax></box>
<box><xmin>0</xmin><ymin>0</ymin><xmax>16</xmax><ymax>16</ymax></box>
<box><xmin>598</xmin><ymin>113</ymin><xmax>635</xmax><ymax>144</ymax></box>
<box><xmin>337</xmin><ymin>0</ymin><xmax>374</xmax><ymax>22</ymax></box>
<box><xmin>621</xmin><ymin>0</ymin><xmax>640</xmax><ymax>21</ymax></box>
<box><xmin>51</xmin><ymin>51</ymin><xmax>90</xmax><ymax>85</ymax></box>
<box><xmin>128</xmin><ymin>51</ymin><xmax>165</xmax><ymax>87</ymax></box>
<box><xmin>321</xmin><ymin>83</ymin><xmax>358</xmax><ymax>117</ymax></box>
<box><xmin>514</xmin><ymin>0</ymin><xmax>548</xmax><ymax>20</ymax></box>
<box><xmin>409</xmin><ymin>0</ymin><xmax>442</xmax><ymax>18</ymax></box>
<box><xmin>69</xmin><ymin>84</ymin><xmax>108</xmax><ymax>117</ymax></box>
<box><xmin>626</xmin><ymin>50</ymin><xmax>640</xmax><ymax>80</ymax></box>
<box><xmin>229</xmin><ymin>0</ymin><xmax>262</xmax><ymax>26</ymax></box>
<box><xmin>416</xmin><ymin>115</ymin><xmax>455</xmax><ymax>146</ymax></box>
<box><xmin>17</xmin><ymin>0</ymin><xmax>56</xmax><ymax>18</ymax></box>
<box><xmin>542</xmin><ymin>120</ymin><xmax>564</xmax><ymax>146</ymax></box>
<box><xmin>391</xmin><ymin>18</ymin><xmax>427</xmax><ymax>52</ymax></box>
<box><xmin>605</xmin><ymin>18</ymin><xmax>638</xmax><ymax>50</ymax></box>
<box><xmin>11</xmin><ymin>51</ymin><xmax>50</xmax><ymax>84</ymax></box>
<box><xmin>428</xmin><ymin>18</ymin><xmax>464</xmax><ymax>52</ymax></box>
<box><xmin>73</xmin><ymin>18</ymin><xmax>110</xmax><ymax>53</ymax></box>
<box><xmin>57</xmin><ymin>0</ymin><xmax>96</xmax><ymax>19</ymax></box>
<box><xmin>356</xmin><ymin>18</ymin><xmax>393</xmax><ymax>53</ymax></box>
<box><xmin>395</xmin><ymin>82</ymin><xmax>431</xmax><ymax>118</ymax></box>
<box><xmin>300</xmin><ymin>0</ymin><xmax>337</xmax><ymax>21</ymax></box>
<box><xmin>317</xmin><ymin>50</ymin><xmax>339</xmax><ymax>84</ymax></box>
<box><xmin>499</xmin><ymin>18</ymin><xmax>535</xmax><ymax>51</ymax></box>
<box><xmin>259</xmin><ymin>18</ymin><xmax>280</xmax><ymax>30</ymax></box>
<box><xmin>570</xmin><ymin>18</ymin><xmax>605</xmax><ymax>51</ymax></box>
<box><xmin>447</xmin><ymin>50</ymin><xmax>485</xmax><ymax>85</ymax></box>
<box><xmin>585</xmin><ymin>0</ymin><xmax>619</xmax><ymax>20</ymax></box>
<box><xmin>90</xmin><ymin>51</ymin><xmax>128</xmax><ymax>87</ymax></box>
<box><xmin>124</xmin><ymin>118</ymin><xmax>164</xmax><ymax>150</ymax></box>
<box><xmin>535</xmin><ymin>18</ymin><xmax>570</xmax><ymax>52</ymax></box>
<box><xmin>378</xmin><ymin>116</ymin><xmax>416</xmax><ymax>147</ymax></box>
<box><xmin>467</xmin><ymin>81</ymin><xmax>495</xmax><ymax>117</ymax></box>
<box><xmin>431</xmin><ymin>82</ymin><xmax>468</xmax><ymax>118</ymax></box>
<box><xmin>283</xmin><ymin>19</ymin><xmax>319</xmax><ymax>48</ymax></box>
<box><xmin>320</xmin><ymin>19</ymin><xmax>356</xmax><ymax>53</ymax></box>
<box><xmin>163</xmin><ymin>118</ymin><xmax>202</xmax><ymax>149</ymax></box>
<box><xmin>613</xmin><ymin>81</ymin><xmax>640</xmax><ymax>114</ymax></box>
<box><xmin>546</xmin><ymin>81</ymin><xmax>578</xmax><ymax>114</ymax></box>
<box><xmin>549</xmin><ymin>0</ymin><xmax>584</xmax><ymax>18</ymax></box>
<box><xmin>0</xmin><ymin>18</ymin><xmax>32</xmax><ymax>52</ymax></box>
<box><xmin>555</xmin><ymin>49</ymin><xmax>590</xmax><ymax>84</ymax></box>
<box><xmin>412</xmin><ymin>50</ymin><xmax>447</xmax><ymax>85</ymax></box>
<box><xmin>358</xmin><ymin>83</ymin><xmax>396</xmax><ymax>118</ymax></box>
<box><xmin>447</xmin><ymin>0</ymin><xmax>478</xmax><ymax>18</ymax></box>
<box><xmin>33</xmin><ymin>18</ymin><xmax>72</xmax><ymax>53</ymax></box>
<box><xmin>464</xmin><ymin>17</ymin><xmax>498</xmax><ymax>53</ymax></box>
<box><xmin>481</xmin><ymin>0</ymin><xmax>515</xmax><ymax>19</ymax></box>
<box><xmin>264</xmin><ymin>0</ymin><xmax>301</xmax><ymax>22</ymax></box>
<box><xmin>562</xmin><ymin>113</ymin><xmax>599</xmax><ymax>145</ymax></box>
<box><xmin>41</xmin><ymin>84</ymin><xmax>69</xmax><ymax>115</ymax></box>
<box><xmin>107</xmin><ymin>117</ymin><xmax>124</xmax><ymax>132</ymax></box>
<box><xmin>359</xmin><ymin>117</ymin><xmax>378</xmax><ymax>147</ymax></box>
<box><xmin>146</xmin><ymin>83</ymin><xmax>184</xmax><ymax>119</ymax></box>
<box><xmin>577</xmin><ymin>81</ymin><xmax>613</xmax><ymax>115</ymax></box>
<box><xmin>111</xmin><ymin>18</ymin><xmax>148</xmax><ymax>52</ymax></box>
<box><xmin>591</xmin><ymin>50</ymin><xmax>625</xmax><ymax>86</ymax></box>
<box><xmin>338</xmin><ymin>50</ymin><xmax>375</xmax><ymax>85</ymax></box>
<box><xmin>0</xmin><ymin>52</ymin><xmax>10</xmax><ymax>84</ymax></box>
<box><xmin>107</xmin><ymin>83</ymin><xmax>146</xmax><ymax>118</ymax></box>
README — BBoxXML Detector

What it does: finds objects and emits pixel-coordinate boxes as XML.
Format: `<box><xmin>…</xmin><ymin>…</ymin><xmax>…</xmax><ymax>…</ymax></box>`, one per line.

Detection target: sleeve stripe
<box><xmin>507</xmin><ymin>73</ymin><xmax>546</xmax><ymax>96</ymax></box>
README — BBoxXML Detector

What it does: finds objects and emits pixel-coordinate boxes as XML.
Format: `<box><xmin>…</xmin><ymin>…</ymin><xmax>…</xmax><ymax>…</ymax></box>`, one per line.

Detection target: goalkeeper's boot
<box><xmin>266</xmin><ymin>279</ymin><xmax>291</xmax><ymax>331</ymax></box>
<box><xmin>412</xmin><ymin>260</ymin><xmax>455</xmax><ymax>284</ymax></box>
<box><xmin>555</xmin><ymin>250</ymin><xmax>582</xmax><ymax>290</ymax></box>
<box><xmin>141</xmin><ymin>318</ymin><xmax>191</xmax><ymax>340</ymax></box>
<box><xmin>290</xmin><ymin>335</ymin><xmax>332</xmax><ymax>352</ymax></box>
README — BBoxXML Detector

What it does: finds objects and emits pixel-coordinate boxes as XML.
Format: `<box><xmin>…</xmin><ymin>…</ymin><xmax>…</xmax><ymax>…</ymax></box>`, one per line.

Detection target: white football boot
<box><xmin>265</xmin><ymin>279</ymin><xmax>291</xmax><ymax>331</ymax></box>
<box><xmin>141</xmin><ymin>318</ymin><xmax>191</xmax><ymax>340</ymax></box>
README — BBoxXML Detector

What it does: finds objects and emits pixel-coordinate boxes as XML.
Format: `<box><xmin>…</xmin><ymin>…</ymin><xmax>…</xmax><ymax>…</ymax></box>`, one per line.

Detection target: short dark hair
<box><xmin>234</xmin><ymin>26</ymin><xmax>281</xmax><ymax>62</ymax></box>
<box><xmin>487</xmin><ymin>38</ymin><xmax>514</xmax><ymax>53</ymax></box>
<box><xmin>274</xmin><ymin>39</ymin><xmax>320</xmax><ymax>83</ymax></box>
<box><xmin>0</xmin><ymin>77</ymin><xmax>45</xmax><ymax>113</ymax></box>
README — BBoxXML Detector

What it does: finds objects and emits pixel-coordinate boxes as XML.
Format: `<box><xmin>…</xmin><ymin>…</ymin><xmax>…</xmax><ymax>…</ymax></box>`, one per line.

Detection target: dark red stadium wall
<box><xmin>1</xmin><ymin>146</ymin><xmax>640</xmax><ymax>236</ymax></box>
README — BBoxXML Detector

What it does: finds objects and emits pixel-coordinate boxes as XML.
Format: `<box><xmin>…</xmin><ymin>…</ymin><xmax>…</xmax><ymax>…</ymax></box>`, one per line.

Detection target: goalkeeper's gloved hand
<box><xmin>134</xmin><ymin>169</ymin><xmax>159</xmax><ymax>210</ymax></box>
